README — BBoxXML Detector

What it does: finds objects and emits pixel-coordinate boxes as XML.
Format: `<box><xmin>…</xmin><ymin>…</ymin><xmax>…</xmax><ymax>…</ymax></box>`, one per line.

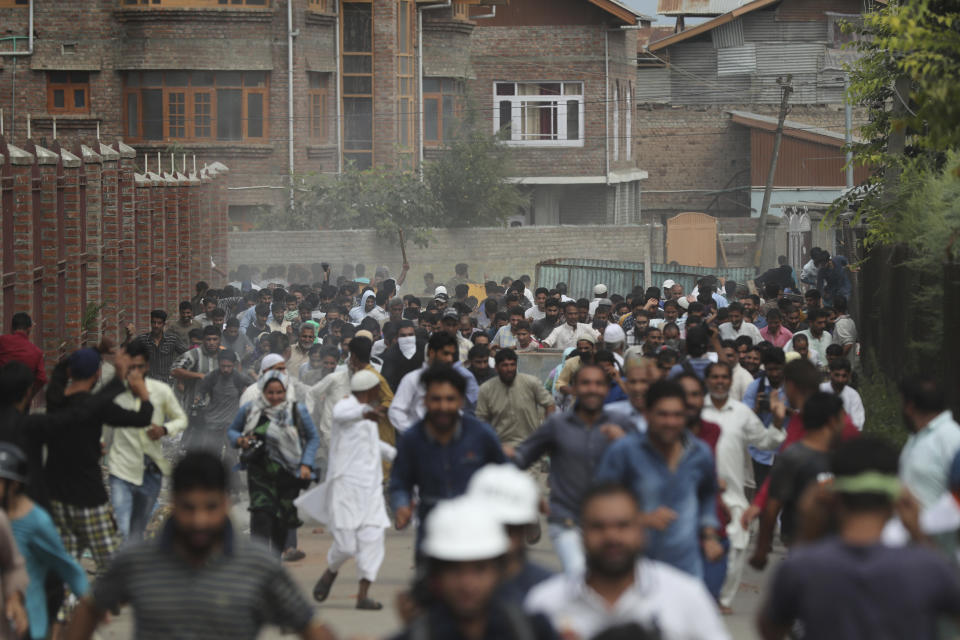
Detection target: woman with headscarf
<box><xmin>228</xmin><ymin>371</ymin><xmax>320</xmax><ymax>556</ymax></box>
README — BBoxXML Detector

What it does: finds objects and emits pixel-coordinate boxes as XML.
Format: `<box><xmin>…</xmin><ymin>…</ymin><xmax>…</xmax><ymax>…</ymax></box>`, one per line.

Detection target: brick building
<box><xmin>0</xmin><ymin>0</ymin><xmax>649</xmax><ymax>230</ymax></box>
<box><xmin>635</xmin><ymin>0</ymin><xmax>875</xmax><ymax>222</ymax></box>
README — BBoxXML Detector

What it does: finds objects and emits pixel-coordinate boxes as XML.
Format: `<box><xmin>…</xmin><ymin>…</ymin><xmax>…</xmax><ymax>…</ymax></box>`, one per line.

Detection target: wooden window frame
<box><xmin>452</xmin><ymin>1</ymin><xmax>469</xmax><ymax>20</ymax></box>
<box><xmin>47</xmin><ymin>71</ymin><xmax>90</xmax><ymax>115</ymax></box>
<box><xmin>307</xmin><ymin>0</ymin><xmax>330</xmax><ymax>12</ymax></box>
<box><xmin>397</xmin><ymin>0</ymin><xmax>415</xmax><ymax>163</ymax></box>
<box><xmin>120</xmin><ymin>0</ymin><xmax>270</xmax><ymax>8</ymax></box>
<box><xmin>341</xmin><ymin>0</ymin><xmax>375</xmax><ymax>169</ymax></box>
<box><xmin>308</xmin><ymin>73</ymin><xmax>330</xmax><ymax>143</ymax></box>
<box><xmin>423</xmin><ymin>78</ymin><xmax>463</xmax><ymax>148</ymax></box>
<box><xmin>123</xmin><ymin>71</ymin><xmax>269</xmax><ymax>143</ymax></box>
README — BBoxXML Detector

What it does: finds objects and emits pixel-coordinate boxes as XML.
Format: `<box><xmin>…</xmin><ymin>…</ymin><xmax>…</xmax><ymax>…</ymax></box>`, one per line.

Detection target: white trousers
<box><xmin>719</xmin><ymin>545</ymin><xmax>748</xmax><ymax>608</ymax></box>
<box><xmin>327</xmin><ymin>525</ymin><xmax>386</xmax><ymax>582</ymax></box>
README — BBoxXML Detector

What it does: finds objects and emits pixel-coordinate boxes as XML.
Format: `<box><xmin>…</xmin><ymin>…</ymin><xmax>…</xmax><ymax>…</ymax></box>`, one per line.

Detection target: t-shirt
<box><xmin>767</xmin><ymin>442</ymin><xmax>830</xmax><ymax>544</ymax></box>
<box><xmin>197</xmin><ymin>370</ymin><xmax>255</xmax><ymax>430</ymax></box>
<box><xmin>764</xmin><ymin>537</ymin><xmax>960</xmax><ymax>640</ymax></box>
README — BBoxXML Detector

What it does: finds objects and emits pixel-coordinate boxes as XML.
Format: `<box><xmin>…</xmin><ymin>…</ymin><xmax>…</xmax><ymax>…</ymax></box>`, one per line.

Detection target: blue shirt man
<box><xmin>389</xmin><ymin>365</ymin><xmax>505</xmax><ymax>551</ymax></box>
<box><xmin>596</xmin><ymin>380</ymin><xmax>721</xmax><ymax>579</ymax></box>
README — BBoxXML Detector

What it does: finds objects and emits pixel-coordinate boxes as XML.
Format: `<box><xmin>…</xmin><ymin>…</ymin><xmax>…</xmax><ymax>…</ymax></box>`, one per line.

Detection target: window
<box><xmin>452</xmin><ymin>1</ymin><xmax>469</xmax><ymax>20</ymax></box>
<box><xmin>47</xmin><ymin>72</ymin><xmax>90</xmax><ymax>114</ymax></box>
<box><xmin>424</xmin><ymin>78</ymin><xmax>463</xmax><ymax>147</ymax></box>
<box><xmin>308</xmin><ymin>73</ymin><xmax>330</xmax><ymax>143</ymax></box>
<box><xmin>307</xmin><ymin>0</ymin><xmax>330</xmax><ymax>11</ymax></box>
<box><xmin>397</xmin><ymin>0</ymin><xmax>415</xmax><ymax>167</ymax></box>
<box><xmin>494</xmin><ymin>82</ymin><xmax>583</xmax><ymax>147</ymax></box>
<box><xmin>121</xmin><ymin>0</ymin><xmax>268</xmax><ymax>7</ymax></box>
<box><xmin>341</xmin><ymin>1</ymin><xmax>373</xmax><ymax>169</ymax></box>
<box><xmin>123</xmin><ymin>70</ymin><xmax>268</xmax><ymax>143</ymax></box>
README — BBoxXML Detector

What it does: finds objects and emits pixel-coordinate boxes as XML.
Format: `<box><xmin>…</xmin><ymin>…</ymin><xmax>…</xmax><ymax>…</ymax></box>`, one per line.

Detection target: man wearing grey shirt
<box><xmin>508</xmin><ymin>364</ymin><xmax>636</xmax><ymax>576</ymax></box>
<box><xmin>188</xmin><ymin>350</ymin><xmax>253</xmax><ymax>454</ymax></box>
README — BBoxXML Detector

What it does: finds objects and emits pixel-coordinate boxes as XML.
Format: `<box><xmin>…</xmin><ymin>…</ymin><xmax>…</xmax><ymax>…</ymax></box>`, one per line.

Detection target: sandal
<box><xmin>312</xmin><ymin>571</ymin><xmax>337</xmax><ymax>603</ymax></box>
<box><xmin>356</xmin><ymin>598</ymin><xmax>383</xmax><ymax>611</ymax></box>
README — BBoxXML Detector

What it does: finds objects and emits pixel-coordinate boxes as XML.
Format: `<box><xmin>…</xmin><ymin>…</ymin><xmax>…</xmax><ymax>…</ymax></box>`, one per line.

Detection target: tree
<box><xmin>423</xmin><ymin>122</ymin><xmax>528</xmax><ymax>228</ymax></box>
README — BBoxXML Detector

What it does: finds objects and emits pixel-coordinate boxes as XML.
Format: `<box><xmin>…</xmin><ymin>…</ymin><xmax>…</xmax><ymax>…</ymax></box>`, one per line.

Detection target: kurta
<box><xmin>296</xmin><ymin>395</ymin><xmax>394</xmax><ymax>531</ymax></box>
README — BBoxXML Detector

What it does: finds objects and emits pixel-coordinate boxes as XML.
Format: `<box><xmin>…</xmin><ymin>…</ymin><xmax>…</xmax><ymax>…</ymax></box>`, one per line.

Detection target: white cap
<box><xmin>355</xmin><ymin>329</ymin><xmax>374</xmax><ymax>341</ymax></box>
<box><xmin>677</xmin><ymin>296</ymin><xmax>690</xmax><ymax>310</ymax></box>
<box><xmin>434</xmin><ymin>285</ymin><xmax>448</xmax><ymax>296</ymax></box>
<box><xmin>350</xmin><ymin>369</ymin><xmax>380</xmax><ymax>392</ymax></box>
<box><xmin>259</xmin><ymin>353</ymin><xmax>285</xmax><ymax>374</ymax></box>
<box><xmin>603</xmin><ymin>323</ymin><xmax>626</xmax><ymax>344</ymax></box>
<box><xmin>467</xmin><ymin>464</ymin><xmax>539</xmax><ymax>526</ymax></box>
<box><xmin>593</xmin><ymin>283</ymin><xmax>608</xmax><ymax>296</ymax></box>
<box><xmin>422</xmin><ymin>496</ymin><xmax>509</xmax><ymax>561</ymax></box>
<box><xmin>662</xmin><ymin>279</ymin><xmax>676</xmax><ymax>290</ymax></box>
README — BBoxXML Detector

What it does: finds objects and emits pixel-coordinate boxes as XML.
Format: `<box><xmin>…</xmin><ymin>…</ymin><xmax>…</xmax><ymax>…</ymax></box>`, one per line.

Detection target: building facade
<box><xmin>0</xmin><ymin>0</ymin><xmax>648</xmax><ymax>230</ymax></box>
<box><xmin>634</xmin><ymin>0</ymin><xmax>875</xmax><ymax>222</ymax></box>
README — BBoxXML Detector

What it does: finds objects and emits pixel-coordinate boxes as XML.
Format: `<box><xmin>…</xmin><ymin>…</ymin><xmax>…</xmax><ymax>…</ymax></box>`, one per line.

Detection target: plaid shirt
<box><xmin>132</xmin><ymin>332</ymin><xmax>186</xmax><ymax>383</ymax></box>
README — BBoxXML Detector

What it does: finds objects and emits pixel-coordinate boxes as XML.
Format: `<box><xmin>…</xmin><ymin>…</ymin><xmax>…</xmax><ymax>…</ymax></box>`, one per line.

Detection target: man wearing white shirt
<box><xmin>718</xmin><ymin>302</ymin><xmax>763</xmax><ymax>345</ymax></box>
<box><xmin>525</xmin><ymin>288</ymin><xmax>549</xmax><ymax>322</ymax></box>
<box><xmin>787</xmin><ymin>309</ymin><xmax>833</xmax><ymax>368</ymax></box>
<box><xmin>525</xmin><ymin>484</ymin><xmax>729</xmax><ymax>640</ymax></box>
<box><xmin>587</xmin><ymin>284</ymin><xmax>609</xmax><ymax>317</ymax></box>
<box><xmin>388</xmin><ymin>332</ymin><xmax>479</xmax><ymax>432</ymax></box>
<box><xmin>719</xmin><ymin>340</ymin><xmax>754</xmax><ymax>401</ymax></box>
<box><xmin>543</xmin><ymin>301</ymin><xmax>600</xmax><ymax>351</ymax></box>
<box><xmin>820</xmin><ymin>358</ymin><xmax>865</xmax><ymax>430</ymax></box>
<box><xmin>702</xmin><ymin>361</ymin><xmax>785</xmax><ymax>614</ymax></box>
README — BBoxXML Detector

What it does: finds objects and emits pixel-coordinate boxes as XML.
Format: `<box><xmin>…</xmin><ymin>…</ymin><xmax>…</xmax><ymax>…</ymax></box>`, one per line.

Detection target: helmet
<box><xmin>422</xmin><ymin>496</ymin><xmax>509</xmax><ymax>561</ymax></box>
<box><xmin>467</xmin><ymin>464</ymin><xmax>539</xmax><ymax>526</ymax></box>
<box><xmin>0</xmin><ymin>444</ymin><xmax>28</xmax><ymax>484</ymax></box>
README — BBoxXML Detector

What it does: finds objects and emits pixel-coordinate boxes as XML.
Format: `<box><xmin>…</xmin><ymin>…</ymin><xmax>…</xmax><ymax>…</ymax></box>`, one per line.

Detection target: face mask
<box><xmin>398</xmin><ymin>336</ymin><xmax>417</xmax><ymax>359</ymax></box>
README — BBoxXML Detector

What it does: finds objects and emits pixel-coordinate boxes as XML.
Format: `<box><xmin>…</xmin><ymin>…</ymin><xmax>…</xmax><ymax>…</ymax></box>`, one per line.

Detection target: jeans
<box><xmin>547</xmin><ymin>522</ymin><xmax>585</xmax><ymax>576</ymax></box>
<box><xmin>110</xmin><ymin>468</ymin><xmax>163</xmax><ymax>542</ymax></box>
<box><xmin>702</xmin><ymin>537</ymin><xmax>730</xmax><ymax>601</ymax></box>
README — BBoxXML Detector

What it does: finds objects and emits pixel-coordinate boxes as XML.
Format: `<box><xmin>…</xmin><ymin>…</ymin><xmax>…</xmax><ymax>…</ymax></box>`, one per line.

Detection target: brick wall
<box><xmin>0</xmin><ymin>135</ymin><xmax>229</xmax><ymax>377</ymax></box>
<box><xmin>635</xmin><ymin>104</ymin><xmax>854</xmax><ymax>219</ymax></box>
<box><xmin>228</xmin><ymin>224</ymin><xmax>664</xmax><ymax>289</ymax></box>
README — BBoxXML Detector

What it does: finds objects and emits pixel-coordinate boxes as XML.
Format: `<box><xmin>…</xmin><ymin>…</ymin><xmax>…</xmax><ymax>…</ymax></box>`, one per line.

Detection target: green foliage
<box><xmin>423</xmin><ymin>125</ymin><xmax>527</xmax><ymax>228</ymax></box>
<box><xmin>258</xmin><ymin>120</ymin><xmax>527</xmax><ymax>246</ymax></box>
<box><xmin>81</xmin><ymin>302</ymin><xmax>104</xmax><ymax>334</ymax></box>
<box><xmin>858</xmin><ymin>350</ymin><xmax>907</xmax><ymax>450</ymax></box>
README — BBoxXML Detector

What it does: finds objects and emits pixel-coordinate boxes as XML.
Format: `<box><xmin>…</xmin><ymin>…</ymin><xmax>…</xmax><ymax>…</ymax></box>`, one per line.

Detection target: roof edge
<box><xmin>648</xmin><ymin>0</ymin><xmax>779</xmax><ymax>51</ymax></box>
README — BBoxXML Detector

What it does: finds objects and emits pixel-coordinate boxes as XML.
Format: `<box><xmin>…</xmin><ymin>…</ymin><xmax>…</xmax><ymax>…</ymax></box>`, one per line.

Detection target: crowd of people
<box><xmin>0</xmin><ymin>249</ymin><xmax>957</xmax><ymax>639</ymax></box>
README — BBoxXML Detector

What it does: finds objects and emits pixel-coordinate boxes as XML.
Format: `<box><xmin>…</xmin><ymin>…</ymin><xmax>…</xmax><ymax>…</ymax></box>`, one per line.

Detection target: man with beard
<box><xmin>477</xmin><ymin>349</ymin><xmax>555</xmax><ymax>449</ymax></box>
<box><xmin>525</xmin><ymin>483</ymin><xmax>728</xmax><ymax>640</ymax></box>
<box><xmin>388</xmin><ymin>332</ymin><xmax>479</xmax><ymax>432</ymax></box>
<box><xmin>510</xmin><ymin>365</ymin><xmax>635</xmax><ymax>575</ymax></box>
<box><xmin>749</xmin><ymin>392</ymin><xmax>847</xmax><ymax>572</ymax></box>
<box><xmin>604</xmin><ymin>358</ymin><xmax>654</xmax><ymax>434</ymax></box>
<box><xmin>531</xmin><ymin>299</ymin><xmax>563</xmax><ymax>342</ymax></box>
<box><xmin>466</xmin><ymin>345</ymin><xmax>496</xmax><ymax>386</ymax></box>
<box><xmin>191</xmin><ymin>350</ymin><xmax>254</xmax><ymax>454</ymax></box>
<box><xmin>171</xmin><ymin>325</ymin><xmax>223</xmax><ymax>438</ymax></box>
<box><xmin>391</xmin><ymin>496</ymin><xmax>557</xmax><ymax>640</ymax></box>
<box><xmin>702</xmin><ymin>362</ymin><xmax>784</xmax><ymax>613</ymax></box>
<box><xmin>66</xmin><ymin>452</ymin><xmax>333</xmax><ymax>640</ymax></box>
<box><xmin>596</xmin><ymin>380</ymin><xmax>723</xmax><ymax>579</ymax></box>
<box><xmin>380</xmin><ymin>321</ymin><xmax>424</xmax><ymax>391</ymax></box>
<box><xmin>389</xmin><ymin>365</ymin><xmax>505</xmax><ymax>553</ymax></box>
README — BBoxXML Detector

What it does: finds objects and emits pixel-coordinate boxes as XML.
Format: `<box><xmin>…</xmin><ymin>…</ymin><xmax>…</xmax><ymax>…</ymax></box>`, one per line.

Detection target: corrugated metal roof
<box><xmin>636</xmin><ymin>67</ymin><xmax>672</xmax><ymax>103</ymax></box>
<box><xmin>729</xmin><ymin>110</ymin><xmax>863</xmax><ymax>145</ymax></box>
<box><xmin>717</xmin><ymin>44</ymin><xmax>756</xmax><ymax>75</ymax></box>
<box><xmin>535</xmin><ymin>258</ymin><xmax>757</xmax><ymax>300</ymax></box>
<box><xmin>649</xmin><ymin>0</ymin><xmax>781</xmax><ymax>51</ymax></box>
<box><xmin>756</xmin><ymin>43</ymin><xmax>824</xmax><ymax>74</ymax></box>
<box><xmin>712</xmin><ymin>18</ymin><xmax>745</xmax><ymax>48</ymax></box>
<box><xmin>658</xmin><ymin>0</ymin><xmax>749</xmax><ymax>16</ymax></box>
<box><xmin>670</xmin><ymin>41</ymin><xmax>751</xmax><ymax>104</ymax></box>
<box><xmin>741</xmin><ymin>11</ymin><xmax>829</xmax><ymax>42</ymax></box>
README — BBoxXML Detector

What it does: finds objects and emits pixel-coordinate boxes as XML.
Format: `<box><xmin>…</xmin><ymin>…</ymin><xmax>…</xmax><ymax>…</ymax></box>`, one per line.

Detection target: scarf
<box><xmin>242</xmin><ymin>371</ymin><xmax>303</xmax><ymax>474</ymax></box>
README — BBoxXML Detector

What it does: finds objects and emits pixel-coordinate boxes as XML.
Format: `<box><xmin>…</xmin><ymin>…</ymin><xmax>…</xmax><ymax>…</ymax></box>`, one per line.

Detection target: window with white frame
<box><xmin>494</xmin><ymin>81</ymin><xmax>583</xmax><ymax>146</ymax></box>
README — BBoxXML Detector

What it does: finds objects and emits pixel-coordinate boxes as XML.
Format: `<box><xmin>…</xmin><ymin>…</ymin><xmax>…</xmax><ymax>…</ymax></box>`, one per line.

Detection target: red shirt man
<box><xmin>0</xmin><ymin>313</ymin><xmax>46</xmax><ymax>394</ymax></box>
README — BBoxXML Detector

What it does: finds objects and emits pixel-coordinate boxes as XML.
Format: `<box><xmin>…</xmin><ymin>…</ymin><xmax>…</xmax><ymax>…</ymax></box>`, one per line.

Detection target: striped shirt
<box><xmin>132</xmin><ymin>332</ymin><xmax>186</xmax><ymax>383</ymax></box>
<box><xmin>92</xmin><ymin>520</ymin><xmax>315</xmax><ymax>639</ymax></box>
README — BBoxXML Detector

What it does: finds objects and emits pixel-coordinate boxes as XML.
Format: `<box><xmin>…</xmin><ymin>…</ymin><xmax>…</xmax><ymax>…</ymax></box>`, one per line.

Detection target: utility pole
<box><xmin>753</xmin><ymin>75</ymin><xmax>793</xmax><ymax>269</ymax></box>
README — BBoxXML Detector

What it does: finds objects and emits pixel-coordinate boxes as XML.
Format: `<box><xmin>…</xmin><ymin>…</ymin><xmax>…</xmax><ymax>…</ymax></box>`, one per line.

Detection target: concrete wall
<box><xmin>228</xmin><ymin>224</ymin><xmax>664</xmax><ymax>289</ymax></box>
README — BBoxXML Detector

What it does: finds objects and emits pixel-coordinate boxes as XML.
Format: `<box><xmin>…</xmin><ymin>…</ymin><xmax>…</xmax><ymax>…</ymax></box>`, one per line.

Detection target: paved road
<box><xmin>94</xmin><ymin>505</ymin><xmax>782</xmax><ymax>639</ymax></box>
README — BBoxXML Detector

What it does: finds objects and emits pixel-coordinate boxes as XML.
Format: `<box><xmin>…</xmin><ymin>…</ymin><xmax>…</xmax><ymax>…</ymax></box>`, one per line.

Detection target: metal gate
<box><xmin>786</xmin><ymin>207</ymin><xmax>812</xmax><ymax>279</ymax></box>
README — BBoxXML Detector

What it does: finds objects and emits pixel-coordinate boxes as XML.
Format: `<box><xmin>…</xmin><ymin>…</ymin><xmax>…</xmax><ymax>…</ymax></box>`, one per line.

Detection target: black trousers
<box><xmin>250</xmin><ymin>509</ymin><xmax>287</xmax><ymax>557</ymax></box>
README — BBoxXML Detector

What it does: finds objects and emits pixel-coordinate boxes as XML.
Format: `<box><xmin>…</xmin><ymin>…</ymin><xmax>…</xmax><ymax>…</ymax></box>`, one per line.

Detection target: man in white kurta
<box><xmin>297</xmin><ymin>370</ymin><xmax>394</xmax><ymax>610</ymax></box>
<box><xmin>701</xmin><ymin>361</ymin><xmax>785</xmax><ymax>613</ymax></box>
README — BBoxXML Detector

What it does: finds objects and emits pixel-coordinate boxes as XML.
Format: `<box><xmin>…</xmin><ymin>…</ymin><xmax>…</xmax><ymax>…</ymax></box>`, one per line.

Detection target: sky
<box><xmin>623</xmin><ymin>0</ymin><xmax>661</xmax><ymax>19</ymax></box>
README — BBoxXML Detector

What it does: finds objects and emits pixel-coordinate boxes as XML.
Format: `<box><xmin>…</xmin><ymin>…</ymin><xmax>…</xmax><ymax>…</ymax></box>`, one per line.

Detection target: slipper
<box><xmin>356</xmin><ymin>598</ymin><xmax>383</xmax><ymax>611</ymax></box>
<box><xmin>312</xmin><ymin>572</ymin><xmax>337</xmax><ymax>603</ymax></box>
